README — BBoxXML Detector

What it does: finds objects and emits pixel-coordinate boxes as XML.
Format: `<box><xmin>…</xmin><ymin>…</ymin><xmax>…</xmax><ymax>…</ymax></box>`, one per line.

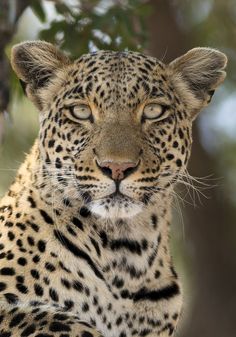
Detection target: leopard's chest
<box><xmin>67</xmin><ymin>274</ymin><xmax>182</xmax><ymax>337</ymax></box>
<box><xmin>48</xmin><ymin>247</ymin><xmax>182</xmax><ymax>337</ymax></box>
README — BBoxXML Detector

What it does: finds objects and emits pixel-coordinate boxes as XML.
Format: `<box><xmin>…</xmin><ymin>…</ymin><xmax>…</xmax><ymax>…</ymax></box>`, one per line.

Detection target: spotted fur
<box><xmin>0</xmin><ymin>41</ymin><xmax>227</xmax><ymax>337</ymax></box>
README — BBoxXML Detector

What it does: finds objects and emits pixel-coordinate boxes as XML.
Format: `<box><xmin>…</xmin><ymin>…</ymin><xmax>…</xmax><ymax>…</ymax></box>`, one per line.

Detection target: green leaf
<box><xmin>29</xmin><ymin>0</ymin><xmax>46</xmax><ymax>23</ymax></box>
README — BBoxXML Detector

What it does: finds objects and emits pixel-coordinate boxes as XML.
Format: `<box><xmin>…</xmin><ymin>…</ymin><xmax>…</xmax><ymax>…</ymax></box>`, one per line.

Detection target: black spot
<box><xmin>37</xmin><ymin>240</ymin><xmax>46</xmax><ymax>253</ymax></box>
<box><xmin>178</xmin><ymin>128</ymin><xmax>184</xmax><ymax>139</ymax></box>
<box><xmin>29</xmin><ymin>222</ymin><xmax>39</xmax><ymax>232</ymax></box>
<box><xmin>81</xmin><ymin>331</ymin><xmax>93</xmax><ymax>337</ymax></box>
<box><xmin>151</xmin><ymin>214</ymin><xmax>158</xmax><ymax>228</ymax></box>
<box><xmin>16</xmin><ymin>222</ymin><xmax>26</xmax><ymax>231</ymax></box>
<box><xmin>0</xmin><ymin>315</ymin><xmax>4</xmax><ymax>324</ymax></box>
<box><xmin>73</xmin><ymin>281</ymin><xmax>83</xmax><ymax>292</ymax></box>
<box><xmin>140</xmin><ymin>329</ymin><xmax>151</xmax><ymax>337</ymax></box>
<box><xmin>110</xmin><ymin>239</ymin><xmax>142</xmax><ymax>255</ymax></box>
<box><xmin>119</xmin><ymin>332</ymin><xmax>127</xmax><ymax>337</ymax></box>
<box><xmin>49</xmin><ymin>321</ymin><xmax>71</xmax><ymax>332</ymax></box>
<box><xmin>45</xmin><ymin>262</ymin><xmax>56</xmax><ymax>272</ymax></box>
<box><xmin>34</xmin><ymin>312</ymin><xmax>48</xmax><ymax>321</ymax></box>
<box><xmin>66</xmin><ymin>225</ymin><xmax>77</xmax><ymax>236</ymax></box>
<box><xmin>39</xmin><ymin>210</ymin><xmax>53</xmax><ymax>225</ymax></box>
<box><xmin>79</xmin><ymin>207</ymin><xmax>91</xmax><ymax>217</ymax></box>
<box><xmin>63</xmin><ymin>198</ymin><xmax>72</xmax><ymax>207</ymax></box>
<box><xmin>81</xmin><ymin>191</ymin><xmax>92</xmax><ymax>203</ymax></box>
<box><xmin>0</xmin><ymin>332</ymin><xmax>11</xmax><ymax>337</ymax></box>
<box><xmin>16</xmin><ymin>276</ymin><xmax>24</xmax><ymax>284</ymax></box>
<box><xmin>34</xmin><ymin>283</ymin><xmax>44</xmax><ymax>296</ymax></box>
<box><xmin>53</xmin><ymin>313</ymin><xmax>68</xmax><ymax>321</ymax></box>
<box><xmin>90</xmin><ymin>237</ymin><xmax>101</xmax><ymax>257</ymax></box>
<box><xmin>4</xmin><ymin>292</ymin><xmax>19</xmax><ymax>304</ymax></box>
<box><xmin>49</xmin><ymin>288</ymin><xmax>59</xmax><ymax>302</ymax></box>
<box><xmin>82</xmin><ymin>302</ymin><xmax>89</xmax><ymax>312</ymax></box>
<box><xmin>61</xmin><ymin>278</ymin><xmax>71</xmax><ymax>289</ymax></box>
<box><xmin>112</xmin><ymin>276</ymin><xmax>124</xmax><ymax>289</ymax></box>
<box><xmin>48</xmin><ymin>139</ymin><xmax>55</xmax><ymax>148</ymax></box>
<box><xmin>27</xmin><ymin>236</ymin><xmax>35</xmax><ymax>246</ymax></box>
<box><xmin>8</xmin><ymin>231</ymin><xmax>15</xmax><ymax>241</ymax></box>
<box><xmin>170</xmin><ymin>266</ymin><xmax>178</xmax><ymax>278</ymax></box>
<box><xmin>0</xmin><ymin>282</ymin><xmax>6</xmax><ymax>291</ymax></box>
<box><xmin>99</xmin><ymin>231</ymin><xmax>108</xmax><ymax>247</ymax></box>
<box><xmin>133</xmin><ymin>282</ymin><xmax>180</xmax><ymax>302</ymax></box>
<box><xmin>18</xmin><ymin>257</ymin><xmax>27</xmax><ymax>266</ymax></box>
<box><xmin>176</xmin><ymin>159</ymin><xmax>182</xmax><ymax>167</ymax></box>
<box><xmin>21</xmin><ymin>324</ymin><xmax>36</xmax><ymax>337</ymax></box>
<box><xmin>116</xmin><ymin>316</ymin><xmax>123</xmax><ymax>326</ymax></box>
<box><xmin>0</xmin><ymin>267</ymin><xmax>15</xmax><ymax>275</ymax></box>
<box><xmin>173</xmin><ymin>141</ymin><xmax>178</xmax><ymax>148</ymax></box>
<box><xmin>142</xmin><ymin>193</ymin><xmax>150</xmax><ymax>205</ymax></box>
<box><xmin>55</xmin><ymin>145</ymin><xmax>63</xmax><ymax>152</ymax></box>
<box><xmin>120</xmin><ymin>289</ymin><xmax>131</xmax><ymax>299</ymax></box>
<box><xmin>72</xmin><ymin>217</ymin><xmax>84</xmax><ymax>231</ymax></box>
<box><xmin>154</xmin><ymin>270</ymin><xmax>161</xmax><ymax>279</ymax></box>
<box><xmin>166</xmin><ymin>153</ymin><xmax>174</xmax><ymax>160</ymax></box>
<box><xmin>64</xmin><ymin>300</ymin><xmax>74</xmax><ymax>310</ymax></box>
<box><xmin>5</xmin><ymin>221</ymin><xmax>13</xmax><ymax>227</ymax></box>
<box><xmin>27</xmin><ymin>196</ymin><xmax>36</xmax><ymax>208</ymax></box>
<box><xmin>32</xmin><ymin>255</ymin><xmax>40</xmax><ymax>263</ymax></box>
<box><xmin>31</xmin><ymin>269</ymin><xmax>40</xmax><ymax>279</ymax></box>
<box><xmin>9</xmin><ymin>312</ymin><xmax>26</xmax><ymax>327</ymax></box>
<box><xmin>16</xmin><ymin>283</ymin><xmax>28</xmax><ymax>294</ymax></box>
<box><xmin>85</xmin><ymin>82</ymin><xmax>93</xmax><ymax>95</ymax></box>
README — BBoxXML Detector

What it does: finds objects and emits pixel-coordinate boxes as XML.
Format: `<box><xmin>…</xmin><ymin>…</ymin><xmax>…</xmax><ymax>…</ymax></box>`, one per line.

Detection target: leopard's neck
<box><xmin>1</xmin><ymin>140</ymin><xmax>177</xmax><ymax>291</ymax></box>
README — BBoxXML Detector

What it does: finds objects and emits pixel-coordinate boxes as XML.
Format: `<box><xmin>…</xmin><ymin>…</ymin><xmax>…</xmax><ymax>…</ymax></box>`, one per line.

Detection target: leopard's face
<box><xmin>11</xmin><ymin>42</ymin><xmax>226</xmax><ymax>219</ymax></box>
<box><xmin>38</xmin><ymin>51</ymin><xmax>191</xmax><ymax>219</ymax></box>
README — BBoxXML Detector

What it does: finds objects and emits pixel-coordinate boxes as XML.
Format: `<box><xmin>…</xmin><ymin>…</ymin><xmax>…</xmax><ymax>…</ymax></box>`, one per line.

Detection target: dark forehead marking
<box><xmin>75</xmin><ymin>50</ymin><xmax>162</xmax><ymax>70</ymax></box>
<box><xmin>73</xmin><ymin>51</ymin><xmax>166</xmax><ymax>95</ymax></box>
<box><xmin>66</xmin><ymin>50</ymin><xmax>168</xmax><ymax>111</ymax></box>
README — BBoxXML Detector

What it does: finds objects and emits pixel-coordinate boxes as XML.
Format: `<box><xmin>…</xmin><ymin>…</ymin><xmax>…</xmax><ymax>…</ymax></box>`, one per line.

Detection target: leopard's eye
<box><xmin>67</xmin><ymin>104</ymin><xmax>92</xmax><ymax>121</ymax></box>
<box><xmin>142</xmin><ymin>103</ymin><xmax>170</xmax><ymax>121</ymax></box>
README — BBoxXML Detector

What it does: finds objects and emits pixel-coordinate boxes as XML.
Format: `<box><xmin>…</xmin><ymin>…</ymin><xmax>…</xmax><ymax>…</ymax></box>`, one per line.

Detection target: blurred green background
<box><xmin>0</xmin><ymin>1</ymin><xmax>236</xmax><ymax>336</ymax></box>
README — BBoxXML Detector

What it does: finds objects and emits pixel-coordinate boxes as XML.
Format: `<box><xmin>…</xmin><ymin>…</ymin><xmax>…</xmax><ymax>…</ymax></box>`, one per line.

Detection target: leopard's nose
<box><xmin>96</xmin><ymin>160</ymin><xmax>139</xmax><ymax>181</ymax></box>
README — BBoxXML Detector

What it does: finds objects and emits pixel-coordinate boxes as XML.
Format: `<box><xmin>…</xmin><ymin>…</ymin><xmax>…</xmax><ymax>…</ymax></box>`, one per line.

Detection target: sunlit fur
<box><xmin>0</xmin><ymin>41</ymin><xmax>226</xmax><ymax>337</ymax></box>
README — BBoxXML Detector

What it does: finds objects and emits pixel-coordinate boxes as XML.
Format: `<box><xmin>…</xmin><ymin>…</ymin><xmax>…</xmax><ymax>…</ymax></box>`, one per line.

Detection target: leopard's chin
<box><xmin>88</xmin><ymin>195</ymin><xmax>143</xmax><ymax>219</ymax></box>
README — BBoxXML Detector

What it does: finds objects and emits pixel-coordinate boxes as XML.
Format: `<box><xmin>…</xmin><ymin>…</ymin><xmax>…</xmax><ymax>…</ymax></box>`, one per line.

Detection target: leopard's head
<box><xmin>11</xmin><ymin>41</ymin><xmax>227</xmax><ymax>219</ymax></box>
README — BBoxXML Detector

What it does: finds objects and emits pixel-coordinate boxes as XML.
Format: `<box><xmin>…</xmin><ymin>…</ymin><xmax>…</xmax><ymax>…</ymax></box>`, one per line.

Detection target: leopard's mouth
<box><xmin>107</xmin><ymin>190</ymin><xmax>127</xmax><ymax>199</ymax></box>
<box><xmin>86</xmin><ymin>192</ymin><xmax>143</xmax><ymax>219</ymax></box>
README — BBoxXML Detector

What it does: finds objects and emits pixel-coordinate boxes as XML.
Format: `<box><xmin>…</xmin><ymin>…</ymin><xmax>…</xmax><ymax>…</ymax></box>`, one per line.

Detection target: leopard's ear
<box><xmin>11</xmin><ymin>41</ymin><xmax>71</xmax><ymax>110</ymax></box>
<box><xmin>169</xmin><ymin>47</ymin><xmax>227</xmax><ymax>119</ymax></box>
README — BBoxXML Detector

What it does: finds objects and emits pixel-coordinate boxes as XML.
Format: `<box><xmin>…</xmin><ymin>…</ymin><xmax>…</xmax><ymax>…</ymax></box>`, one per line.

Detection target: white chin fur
<box><xmin>88</xmin><ymin>200</ymin><xmax>143</xmax><ymax>219</ymax></box>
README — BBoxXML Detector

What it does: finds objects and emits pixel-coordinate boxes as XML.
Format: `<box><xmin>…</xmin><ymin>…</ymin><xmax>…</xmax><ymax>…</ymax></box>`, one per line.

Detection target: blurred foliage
<box><xmin>173</xmin><ymin>0</ymin><xmax>236</xmax><ymax>85</ymax></box>
<box><xmin>31</xmin><ymin>0</ymin><xmax>150</xmax><ymax>56</ymax></box>
<box><xmin>170</xmin><ymin>0</ymin><xmax>236</xmax><ymax>203</ymax></box>
<box><xmin>0</xmin><ymin>97</ymin><xmax>38</xmax><ymax>194</ymax></box>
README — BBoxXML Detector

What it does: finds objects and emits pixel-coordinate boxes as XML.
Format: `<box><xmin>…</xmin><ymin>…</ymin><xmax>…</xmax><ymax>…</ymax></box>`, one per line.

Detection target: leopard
<box><xmin>0</xmin><ymin>40</ymin><xmax>227</xmax><ymax>337</ymax></box>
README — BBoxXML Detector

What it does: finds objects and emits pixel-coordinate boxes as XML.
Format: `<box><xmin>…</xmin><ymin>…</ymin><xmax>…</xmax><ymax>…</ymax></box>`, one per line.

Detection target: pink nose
<box><xmin>97</xmin><ymin>161</ymin><xmax>139</xmax><ymax>181</ymax></box>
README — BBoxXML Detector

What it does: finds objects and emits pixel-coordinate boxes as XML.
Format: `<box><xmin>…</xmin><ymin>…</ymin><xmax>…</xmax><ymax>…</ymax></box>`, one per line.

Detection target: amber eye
<box><xmin>142</xmin><ymin>103</ymin><xmax>170</xmax><ymax>121</ymax></box>
<box><xmin>67</xmin><ymin>104</ymin><xmax>92</xmax><ymax>121</ymax></box>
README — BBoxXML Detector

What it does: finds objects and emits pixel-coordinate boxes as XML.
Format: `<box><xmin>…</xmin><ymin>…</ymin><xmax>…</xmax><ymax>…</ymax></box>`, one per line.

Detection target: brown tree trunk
<box><xmin>0</xmin><ymin>0</ymin><xmax>29</xmax><ymax>142</ymax></box>
<box><xmin>182</xmin><ymin>129</ymin><xmax>236</xmax><ymax>337</ymax></box>
<box><xmin>147</xmin><ymin>1</ymin><xmax>236</xmax><ymax>336</ymax></box>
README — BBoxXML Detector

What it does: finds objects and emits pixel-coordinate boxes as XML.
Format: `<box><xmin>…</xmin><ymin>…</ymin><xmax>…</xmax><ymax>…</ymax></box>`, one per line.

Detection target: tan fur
<box><xmin>11</xmin><ymin>41</ymin><xmax>71</xmax><ymax>109</ymax></box>
<box><xmin>0</xmin><ymin>41</ymin><xmax>227</xmax><ymax>337</ymax></box>
<box><xmin>169</xmin><ymin>47</ymin><xmax>227</xmax><ymax>118</ymax></box>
